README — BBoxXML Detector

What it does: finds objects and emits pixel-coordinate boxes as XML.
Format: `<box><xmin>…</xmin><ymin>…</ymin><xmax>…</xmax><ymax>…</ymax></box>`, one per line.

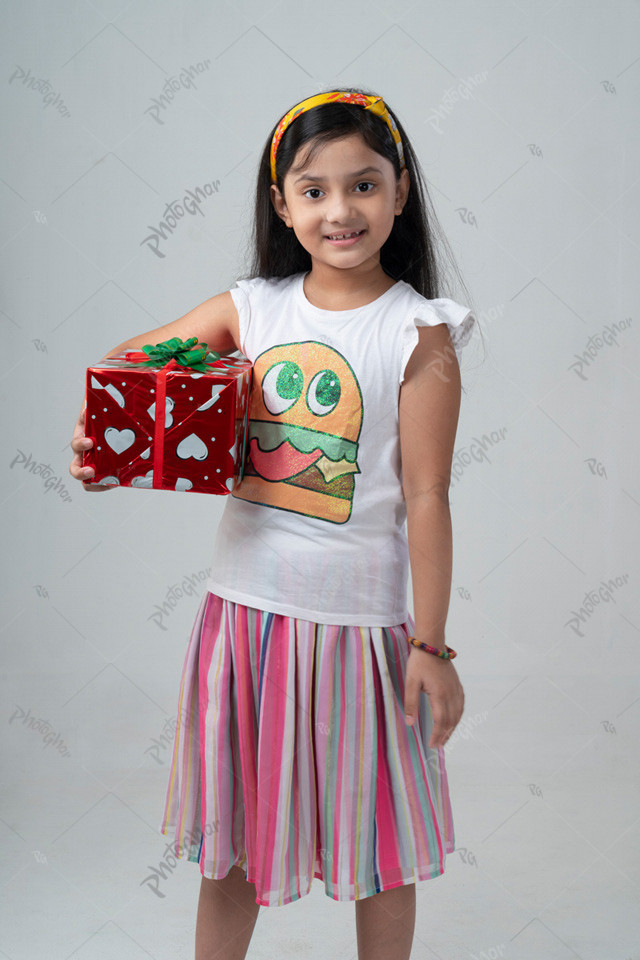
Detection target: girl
<box><xmin>69</xmin><ymin>87</ymin><xmax>478</xmax><ymax>960</ymax></box>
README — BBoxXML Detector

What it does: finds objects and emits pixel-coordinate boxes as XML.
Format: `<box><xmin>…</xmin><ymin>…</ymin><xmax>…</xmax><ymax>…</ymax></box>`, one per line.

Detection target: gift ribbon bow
<box><xmin>118</xmin><ymin>337</ymin><xmax>222</xmax><ymax>490</ymax></box>
<box><xmin>122</xmin><ymin>336</ymin><xmax>221</xmax><ymax>372</ymax></box>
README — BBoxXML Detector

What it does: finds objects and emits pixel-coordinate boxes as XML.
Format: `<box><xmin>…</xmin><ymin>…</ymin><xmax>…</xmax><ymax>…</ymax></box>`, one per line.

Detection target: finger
<box><xmin>70</xmin><ymin>436</ymin><xmax>94</xmax><ymax>456</ymax></box>
<box><xmin>434</xmin><ymin>716</ymin><xmax>459</xmax><ymax>748</ymax></box>
<box><xmin>428</xmin><ymin>702</ymin><xmax>451</xmax><ymax>748</ymax></box>
<box><xmin>437</xmin><ymin>693</ymin><xmax>465</xmax><ymax>747</ymax></box>
<box><xmin>426</xmin><ymin>681</ymin><xmax>465</xmax><ymax>748</ymax></box>
<box><xmin>70</xmin><ymin>440</ymin><xmax>93</xmax><ymax>463</ymax></box>
<box><xmin>69</xmin><ymin>437</ymin><xmax>95</xmax><ymax>480</ymax></box>
<box><xmin>72</xmin><ymin>465</ymin><xmax>96</xmax><ymax>481</ymax></box>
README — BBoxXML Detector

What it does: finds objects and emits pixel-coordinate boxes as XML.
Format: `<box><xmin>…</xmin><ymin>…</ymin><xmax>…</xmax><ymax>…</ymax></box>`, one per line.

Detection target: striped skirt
<box><xmin>159</xmin><ymin>591</ymin><xmax>455</xmax><ymax>907</ymax></box>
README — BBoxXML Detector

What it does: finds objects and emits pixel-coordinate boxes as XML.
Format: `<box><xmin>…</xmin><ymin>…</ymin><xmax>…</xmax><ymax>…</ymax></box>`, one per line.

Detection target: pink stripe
<box><xmin>256</xmin><ymin>612</ymin><xmax>288</xmax><ymax>895</ymax></box>
<box><xmin>235</xmin><ymin>602</ymin><xmax>258</xmax><ymax>876</ymax></box>
<box><xmin>372</xmin><ymin>648</ymin><xmax>402</xmax><ymax>872</ymax></box>
<box><xmin>350</xmin><ymin>629</ymin><xmax>364</xmax><ymax>891</ymax></box>
<box><xmin>197</xmin><ymin>597</ymin><xmax>217</xmax><ymax>852</ymax></box>
<box><xmin>332</xmin><ymin>628</ymin><xmax>346</xmax><ymax>888</ymax></box>
<box><xmin>356</xmin><ymin>629</ymin><xmax>377</xmax><ymax>896</ymax></box>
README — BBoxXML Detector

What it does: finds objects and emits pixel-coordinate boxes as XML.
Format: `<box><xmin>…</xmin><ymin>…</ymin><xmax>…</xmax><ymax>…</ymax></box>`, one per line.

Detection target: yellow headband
<box><xmin>270</xmin><ymin>91</ymin><xmax>405</xmax><ymax>184</ymax></box>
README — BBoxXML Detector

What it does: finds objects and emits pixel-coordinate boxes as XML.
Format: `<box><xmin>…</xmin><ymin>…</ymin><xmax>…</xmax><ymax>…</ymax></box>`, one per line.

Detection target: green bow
<box><xmin>134</xmin><ymin>336</ymin><xmax>221</xmax><ymax>372</ymax></box>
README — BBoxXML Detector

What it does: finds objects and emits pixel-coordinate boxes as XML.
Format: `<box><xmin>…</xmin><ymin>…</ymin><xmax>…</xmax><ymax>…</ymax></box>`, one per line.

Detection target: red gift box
<box><xmin>82</xmin><ymin>338</ymin><xmax>253</xmax><ymax>495</ymax></box>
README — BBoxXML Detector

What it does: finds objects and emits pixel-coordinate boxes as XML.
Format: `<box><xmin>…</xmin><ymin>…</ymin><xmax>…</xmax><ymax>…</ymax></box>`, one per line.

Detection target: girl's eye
<box><xmin>302</xmin><ymin>181</ymin><xmax>375</xmax><ymax>199</ymax></box>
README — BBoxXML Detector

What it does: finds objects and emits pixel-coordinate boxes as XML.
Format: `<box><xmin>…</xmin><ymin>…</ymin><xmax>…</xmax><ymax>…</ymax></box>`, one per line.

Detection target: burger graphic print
<box><xmin>233</xmin><ymin>341</ymin><xmax>363</xmax><ymax>523</ymax></box>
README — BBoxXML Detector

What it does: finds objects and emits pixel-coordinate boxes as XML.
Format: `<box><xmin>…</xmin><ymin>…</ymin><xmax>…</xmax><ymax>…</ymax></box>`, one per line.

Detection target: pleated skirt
<box><xmin>159</xmin><ymin>591</ymin><xmax>455</xmax><ymax>907</ymax></box>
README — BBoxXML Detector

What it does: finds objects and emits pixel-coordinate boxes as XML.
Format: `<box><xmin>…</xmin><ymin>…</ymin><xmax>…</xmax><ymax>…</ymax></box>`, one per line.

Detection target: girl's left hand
<box><xmin>403</xmin><ymin>648</ymin><xmax>464</xmax><ymax>749</ymax></box>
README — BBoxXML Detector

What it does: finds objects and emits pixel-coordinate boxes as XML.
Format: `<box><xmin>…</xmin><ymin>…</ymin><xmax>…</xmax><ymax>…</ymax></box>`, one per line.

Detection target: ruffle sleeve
<box><xmin>399</xmin><ymin>297</ymin><xmax>476</xmax><ymax>385</ymax></box>
<box><xmin>228</xmin><ymin>278</ymin><xmax>257</xmax><ymax>357</ymax></box>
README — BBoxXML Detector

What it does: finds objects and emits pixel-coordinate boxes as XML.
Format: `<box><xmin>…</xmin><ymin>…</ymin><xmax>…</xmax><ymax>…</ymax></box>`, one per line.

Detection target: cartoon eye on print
<box><xmin>262</xmin><ymin>360</ymin><xmax>342</xmax><ymax>418</ymax></box>
<box><xmin>307</xmin><ymin>369</ymin><xmax>341</xmax><ymax>416</ymax></box>
<box><xmin>262</xmin><ymin>360</ymin><xmax>304</xmax><ymax>415</ymax></box>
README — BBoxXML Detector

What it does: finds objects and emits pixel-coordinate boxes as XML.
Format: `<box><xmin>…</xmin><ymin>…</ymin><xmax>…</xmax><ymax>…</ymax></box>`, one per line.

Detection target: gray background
<box><xmin>2</xmin><ymin>1</ymin><xmax>640</xmax><ymax>958</ymax></box>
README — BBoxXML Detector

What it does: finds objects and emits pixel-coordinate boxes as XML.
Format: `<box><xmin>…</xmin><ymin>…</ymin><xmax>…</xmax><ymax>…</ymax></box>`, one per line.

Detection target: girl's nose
<box><xmin>325</xmin><ymin>191</ymin><xmax>357</xmax><ymax>222</ymax></box>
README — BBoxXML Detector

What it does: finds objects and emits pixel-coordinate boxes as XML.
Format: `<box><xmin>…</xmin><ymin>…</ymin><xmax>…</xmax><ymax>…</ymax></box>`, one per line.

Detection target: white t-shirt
<box><xmin>205</xmin><ymin>271</ymin><xmax>475</xmax><ymax>626</ymax></box>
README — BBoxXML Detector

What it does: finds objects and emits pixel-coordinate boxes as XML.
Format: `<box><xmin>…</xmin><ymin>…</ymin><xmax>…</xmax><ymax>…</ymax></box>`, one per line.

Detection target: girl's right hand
<box><xmin>69</xmin><ymin>399</ymin><xmax>115</xmax><ymax>491</ymax></box>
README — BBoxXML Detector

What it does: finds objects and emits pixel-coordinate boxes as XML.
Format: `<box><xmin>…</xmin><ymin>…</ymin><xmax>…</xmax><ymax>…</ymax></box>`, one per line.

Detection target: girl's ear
<box><xmin>395</xmin><ymin>167</ymin><xmax>410</xmax><ymax>216</ymax></box>
<box><xmin>270</xmin><ymin>183</ymin><xmax>292</xmax><ymax>227</ymax></box>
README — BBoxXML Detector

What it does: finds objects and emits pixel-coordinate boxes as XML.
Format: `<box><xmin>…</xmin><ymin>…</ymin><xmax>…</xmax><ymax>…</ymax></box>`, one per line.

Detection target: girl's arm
<box><xmin>399</xmin><ymin>323</ymin><xmax>461</xmax><ymax>650</ymax></box>
<box><xmin>399</xmin><ymin>323</ymin><xmax>465</xmax><ymax>746</ymax></box>
<box><xmin>99</xmin><ymin>290</ymin><xmax>241</xmax><ymax>360</ymax></box>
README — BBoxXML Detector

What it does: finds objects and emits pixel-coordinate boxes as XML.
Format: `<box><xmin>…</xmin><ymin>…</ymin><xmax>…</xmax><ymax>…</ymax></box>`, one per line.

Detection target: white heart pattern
<box><xmin>104</xmin><ymin>427</ymin><xmax>136</xmax><ymax>454</ymax></box>
<box><xmin>176</xmin><ymin>433</ymin><xmax>208</xmax><ymax>461</ymax></box>
<box><xmin>91</xmin><ymin>376</ymin><xmax>125</xmax><ymax>408</ymax></box>
<box><xmin>140</xmin><ymin>447</ymin><xmax>150</xmax><ymax>459</ymax></box>
<box><xmin>131</xmin><ymin>470</ymin><xmax>154</xmax><ymax>487</ymax></box>
<box><xmin>175</xmin><ymin>477</ymin><xmax>193</xmax><ymax>491</ymax></box>
<box><xmin>147</xmin><ymin>395</ymin><xmax>174</xmax><ymax>428</ymax></box>
<box><xmin>97</xmin><ymin>476</ymin><xmax>119</xmax><ymax>485</ymax></box>
<box><xmin>197</xmin><ymin>384</ymin><xmax>226</xmax><ymax>411</ymax></box>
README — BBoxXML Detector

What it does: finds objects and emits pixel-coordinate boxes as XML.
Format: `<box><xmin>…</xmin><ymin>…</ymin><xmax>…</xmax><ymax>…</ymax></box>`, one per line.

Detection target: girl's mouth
<box><xmin>324</xmin><ymin>229</ymin><xmax>366</xmax><ymax>246</ymax></box>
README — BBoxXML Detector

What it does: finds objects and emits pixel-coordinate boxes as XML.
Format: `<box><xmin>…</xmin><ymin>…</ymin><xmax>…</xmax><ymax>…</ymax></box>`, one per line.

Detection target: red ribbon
<box><xmin>122</xmin><ymin>354</ymin><xmax>183</xmax><ymax>490</ymax></box>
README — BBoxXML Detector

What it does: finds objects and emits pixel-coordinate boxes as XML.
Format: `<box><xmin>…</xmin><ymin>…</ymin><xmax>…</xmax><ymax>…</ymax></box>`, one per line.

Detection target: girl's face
<box><xmin>271</xmin><ymin>132</ymin><xmax>410</xmax><ymax>274</ymax></box>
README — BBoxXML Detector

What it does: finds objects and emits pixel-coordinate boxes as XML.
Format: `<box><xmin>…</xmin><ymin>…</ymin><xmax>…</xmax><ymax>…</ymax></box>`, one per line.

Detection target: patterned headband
<box><xmin>269</xmin><ymin>91</ymin><xmax>405</xmax><ymax>184</ymax></box>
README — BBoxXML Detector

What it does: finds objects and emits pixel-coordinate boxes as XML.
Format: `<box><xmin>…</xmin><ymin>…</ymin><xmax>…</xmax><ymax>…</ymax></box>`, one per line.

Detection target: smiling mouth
<box><xmin>249</xmin><ymin>438</ymin><xmax>323</xmax><ymax>481</ymax></box>
<box><xmin>325</xmin><ymin>229</ymin><xmax>365</xmax><ymax>240</ymax></box>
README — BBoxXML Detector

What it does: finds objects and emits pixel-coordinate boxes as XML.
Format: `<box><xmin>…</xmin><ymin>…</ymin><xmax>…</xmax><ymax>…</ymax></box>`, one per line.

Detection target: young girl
<box><xmin>69</xmin><ymin>87</ymin><xmax>477</xmax><ymax>960</ymax></box>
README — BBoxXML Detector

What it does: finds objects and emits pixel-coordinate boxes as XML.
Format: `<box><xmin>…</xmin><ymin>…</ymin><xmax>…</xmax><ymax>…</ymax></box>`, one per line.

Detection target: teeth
<box><xmin>328</xmin><ymin>231</ymin><xmax>361</xmax><ymax>240</ymax></box>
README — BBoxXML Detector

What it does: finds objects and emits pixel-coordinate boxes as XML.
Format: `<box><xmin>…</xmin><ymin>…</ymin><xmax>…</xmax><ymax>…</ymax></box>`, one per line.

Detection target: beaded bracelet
<box><xmin>406</xmin><ymin>636</ymin><xmax>457</xmax><ymax>659</ymax></box>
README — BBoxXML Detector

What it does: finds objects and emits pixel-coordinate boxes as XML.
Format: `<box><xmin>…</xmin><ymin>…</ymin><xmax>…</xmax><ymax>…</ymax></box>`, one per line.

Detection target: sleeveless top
<box><xmin>204</xmin><ymin>272</ymin><xmax>475</xmax><ymax>626</ymax></box>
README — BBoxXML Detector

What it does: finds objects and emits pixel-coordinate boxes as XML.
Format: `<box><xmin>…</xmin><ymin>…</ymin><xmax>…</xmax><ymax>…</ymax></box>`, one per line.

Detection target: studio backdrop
<box><xmin>2</xmin><ymin>2</ymin><xmax>639</xmax><ymax>958</ymax></box>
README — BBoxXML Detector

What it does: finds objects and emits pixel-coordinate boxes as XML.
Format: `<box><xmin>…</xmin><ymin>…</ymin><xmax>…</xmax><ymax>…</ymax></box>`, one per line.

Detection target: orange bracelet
<box><xmin>406</xmin><ymin>636</ymin><xmax>457</xmax><ymax>659</ymax></box>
